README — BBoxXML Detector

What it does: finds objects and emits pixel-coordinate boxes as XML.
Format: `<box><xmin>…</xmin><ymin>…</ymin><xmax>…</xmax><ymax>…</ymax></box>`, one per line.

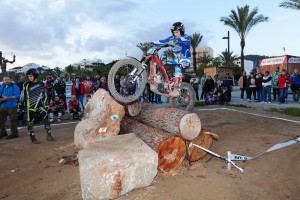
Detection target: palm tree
<box><xmin>220</xmin><ymin>5</ymin><xmax>268</xmax><ymax>71</ymax></box>
<box><xmin>197</xmin><ymin>54</ymin><xmax>213</xmax><ymax>68</ymax></box>
<box><xmin>65</xmin><ymin>64</ymin><xmax>74</xmax><ymax>80</ymax></box>
<box><xmin>218</xmin><ymin>50</ymin><xmax>239</xmax><ymax>67</ymax></box>
<box><xmin>211</xmin><ymin>57</ymin><xmax>222</xmax><ymax>67</ymax></box>
<box><xmin>53</xmin><ymin>66</ymin><xmax>63</xmax><ymax>77</ymax></box>
<box><xmin>136</xmin><ymin>43</ymin><xmax>149</xmax><ymax>55</ymax></box>
<box><xmin>190</xmin><ymin>33</ymin><xmax>203</xmax><ymax>73</ymax></box>
<box><xmin>160</xmin><ymin>49</ymin><xmax>175</xmax><ymax>64</ymax></box>
<box><xmin>279</xmin><ymin>0</ymin><xmax>300</xmax><ymax>10</ymax></box>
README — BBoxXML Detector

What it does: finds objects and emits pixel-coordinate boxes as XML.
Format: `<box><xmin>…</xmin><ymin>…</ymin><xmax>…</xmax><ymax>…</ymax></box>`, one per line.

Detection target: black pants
<box><xmin>194</xmin><ymin>87</ymin><xmax>199</xmax><ymax>101</ymax></box>
<box><xmin>247</xmin><ymin>88</ymin><xmax>256</xmax><ymax>100</ymax></box>
<box><xmin>240</xmin><ymin>88</ymin><xmax>246</xmax><ymax>99</ymax></box>
<box><xmin>0</xmin><ymin>108</ymin><xmax>18</xmax><ymax>136</ymax></box>
<box><xmin>273</xmin><ymin>88</ymin><xmax>279</xmax><ymax>101</ymax></box>
<box><xmin>27</xmin><ymin>107</ymin><xmax>51</xmax><ymax>135</ymax></box>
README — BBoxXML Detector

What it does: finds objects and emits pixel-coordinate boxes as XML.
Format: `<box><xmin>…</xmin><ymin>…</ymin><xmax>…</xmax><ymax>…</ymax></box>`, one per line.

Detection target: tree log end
<box><xmin>187</xmin><ymin>131</ymin><xmax>216</xmax><ymax>162</ymax></box>
<box><xmin>157</xmin><ymin>136</ymin><xmax>186</xmax><ymax>173</ymax></box>
<box><xmin>179</xmin><ymin>113</ymin><xmax>201</xmax><ymax>141</ymax></box>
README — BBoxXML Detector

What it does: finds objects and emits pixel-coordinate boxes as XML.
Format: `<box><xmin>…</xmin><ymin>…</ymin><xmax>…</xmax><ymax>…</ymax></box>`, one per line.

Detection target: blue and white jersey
<box><xmin>150</xmin><ymin>34</ymin><xmax>191</xmax><ymax>60</ymax></box>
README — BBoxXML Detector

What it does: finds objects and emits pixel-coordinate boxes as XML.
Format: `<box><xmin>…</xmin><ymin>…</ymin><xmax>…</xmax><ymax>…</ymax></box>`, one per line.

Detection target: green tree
<box><xmin>197</xmin><ymin>54</ymin><xmax>213</xmax><ymax>68</ymax></box>
<box><xmin>220</xmin><ymin>5</ymin><xmax>268</xmax><ymax>71</ymax></box>
<box><xmin>53</xmin><ymin>66</ymin><xmax>63</xmax><ymax>77</ymax></box>
<box><xmin>160</xmin><ymin>49</ymin><xmax>175</xmax><ymax>64</ymax></box>
<box><xmin>136</xmin><ymin>43</ymin><xmax>149</xmax><ymax>56</ymax></box>
<box><xmin>190</xmin><ymin>33</ymin><xmax>203</xmax><ymax>73</ymax></box>
<box><xmin>279</xmin><ymin>0</ymin><xmax>300</xmax><ymax>10</ymax></box>
<box><xmin>218</xmin><ymin>50</ymin><xmax>239</xmax><ymax>67</ymax></box>
<box><xmin>64</xmin><ymin>64</ymin><xmax>75</xmax><ymax>80</ymax></box>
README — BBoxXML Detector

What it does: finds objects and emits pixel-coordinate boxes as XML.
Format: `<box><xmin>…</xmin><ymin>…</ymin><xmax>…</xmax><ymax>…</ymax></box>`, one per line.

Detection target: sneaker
<box><xmin>57</xmin><ymin>118</ymin><xmax>62</xmax><ymax>123</ymax></box>
<box><xmin>241</xmin><ymin>98</ymin><xmax>244</xmax><ymax>100</ymax></box>
<box><xmin>268</xmin><ymin>102</ymin><xmax>271</xmax><ymax>103</ymax></box>
<box><xmin>49</xmin><ymin>118</ymin><xmax>54</xmax><ymax>123</ymax></box>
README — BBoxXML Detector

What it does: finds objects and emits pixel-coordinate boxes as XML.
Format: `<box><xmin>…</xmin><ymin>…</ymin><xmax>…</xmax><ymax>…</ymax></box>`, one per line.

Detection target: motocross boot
<box><xmin>46</xmin><ymin>130</ymin><xmax>55</xmax><ymax>141</ymax></box>
<box><xmin>29</xmin><ymin>132</ymin><xmax>41</xmax><ymax>144</ymax></box>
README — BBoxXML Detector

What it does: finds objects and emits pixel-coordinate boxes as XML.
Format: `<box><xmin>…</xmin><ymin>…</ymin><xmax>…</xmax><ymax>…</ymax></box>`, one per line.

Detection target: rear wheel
<box><xmin>108</xmin><ymin>59</ymin><xmax>147</xmax><ymax>104</ymax></box>
<box><xmin>169</xmin><ymin>82</ymin><xmax>196</xmax><ymax>111</ymax></box>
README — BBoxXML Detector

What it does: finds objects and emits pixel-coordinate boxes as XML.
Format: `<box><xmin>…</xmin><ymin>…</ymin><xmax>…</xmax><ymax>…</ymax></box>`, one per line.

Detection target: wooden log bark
<box><xmin>186</xmin><ymin>130</ymin><xmax>218</xmax><ymax>162</ymax></box>
<box><xmin>133</xmin><ymin>103</ymin><xmax>201</xmax><ymax>141</ymax></box>
<box><xmin>124</xmin><ymin>101</ymin><xmax>141</xmax><ymax>117</ymax></box>
<box><xmin>121</xmin><ymin>117</ymin><xmax>186</xmax><ymax>173</ymax></box>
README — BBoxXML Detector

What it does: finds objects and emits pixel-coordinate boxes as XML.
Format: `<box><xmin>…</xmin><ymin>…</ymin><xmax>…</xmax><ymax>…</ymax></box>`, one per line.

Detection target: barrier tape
<box><xmin>190</xmin><ymin>136</ymin><xmax>300</xmax><ymax>173</ymax></box>
<box><xmin>229</xmin><ymin>136</ymin><xmax>300</xmax><ymax>161</ymax></box>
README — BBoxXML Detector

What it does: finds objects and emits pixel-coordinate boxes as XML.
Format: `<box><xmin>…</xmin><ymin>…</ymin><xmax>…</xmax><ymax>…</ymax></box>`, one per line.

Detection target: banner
<box><xmin>288</xmin><ymin>57</ymin><xmax>300</xmax><ymax>64</ymax></box>
<box><xmin>259</xmin><ymin>56</ymin><xmax>286</xmax><ymax>66</ymax></box>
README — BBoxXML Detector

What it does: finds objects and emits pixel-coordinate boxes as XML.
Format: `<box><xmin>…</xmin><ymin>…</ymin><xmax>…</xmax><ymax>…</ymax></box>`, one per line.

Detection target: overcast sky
<box><xmin>0</xmin><ymin>0</ymin><xmax>299</xmax><ymax>69</ymax></box>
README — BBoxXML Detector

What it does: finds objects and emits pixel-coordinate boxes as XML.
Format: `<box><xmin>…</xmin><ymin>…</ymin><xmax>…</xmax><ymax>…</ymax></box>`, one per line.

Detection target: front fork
<box><xmin>131</xmin><ymin>63</ymin><xmax>146</xmax><ymax>83</ymax></box>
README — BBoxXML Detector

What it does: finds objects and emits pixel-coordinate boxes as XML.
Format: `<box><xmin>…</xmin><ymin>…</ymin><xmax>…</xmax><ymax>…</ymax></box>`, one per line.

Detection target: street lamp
<box><xmin>222</xmin><ymin>31</ymin><xmax>230</xmax><ymax>67</ymax></box>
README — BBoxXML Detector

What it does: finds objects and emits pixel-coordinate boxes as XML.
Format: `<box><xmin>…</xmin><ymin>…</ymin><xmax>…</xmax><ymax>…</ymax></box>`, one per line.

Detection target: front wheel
<box><xmin>169</xmin><ymin>82</ymin><xmax>196</xmax><ymax>111</ymax></box>
<box><xmin>108</xmin><ymin>58</ymin><xmax>147</xmax><ymax>105</ymax></box>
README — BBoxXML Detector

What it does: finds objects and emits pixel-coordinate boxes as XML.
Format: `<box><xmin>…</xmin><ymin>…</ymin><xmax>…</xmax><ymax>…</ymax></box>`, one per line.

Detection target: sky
<box><xmin>0</xmin><ymin>0</ymin><xmax>299</xmax><ymax>70</ymax></box>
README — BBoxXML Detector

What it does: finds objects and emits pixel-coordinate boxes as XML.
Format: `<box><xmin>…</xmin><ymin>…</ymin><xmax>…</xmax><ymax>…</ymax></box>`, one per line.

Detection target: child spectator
<box><xmin>49</xmin><ymin>95</ymin><xmax>65</xmax><ymax>123</ymax></box>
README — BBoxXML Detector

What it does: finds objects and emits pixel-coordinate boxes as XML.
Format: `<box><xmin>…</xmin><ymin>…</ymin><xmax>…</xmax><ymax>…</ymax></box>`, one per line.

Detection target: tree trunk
<box><xmin>120</xmin><ymin>117</ymin><xmax>186</xmax><ymax>173</ymax></box>
<box><xmin>125</xmin><ymin>101</ymin><xmax>141</xmax><ymax>117</ymax></box>
<box><xmin>193</xmin><ymin>50</ymin><xmax>197</xmax><ymax>73</ymax></box>
<box><xmin>240</xmin><ymin>39</ymin><xmax>245</xmax><ymax>72</ymax></box>
<box><xmin>133</xmin><ymin>103</ymin><xmax>201</xmax><ymax>141</ymax></box>
<box><xmin>186</xmin><ymin>130</ymin><xmax>218</xmax><ymax>162</ymax></box>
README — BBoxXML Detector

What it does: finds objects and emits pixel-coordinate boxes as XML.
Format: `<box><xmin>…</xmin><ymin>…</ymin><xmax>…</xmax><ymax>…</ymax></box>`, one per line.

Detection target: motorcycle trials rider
<box><xmin>149</xmin><ymin>22</ymin><xmax>191</xmax><ymax>78</ymax></box>
<box><xmin>19</xmin><ymin>68</ymin><xmax>54</xmax><ymax>144</ymax></box>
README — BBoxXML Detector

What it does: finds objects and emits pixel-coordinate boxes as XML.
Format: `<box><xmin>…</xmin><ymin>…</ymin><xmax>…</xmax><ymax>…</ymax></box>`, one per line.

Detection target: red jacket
<box><xmin>278</xmin><ymin>74</ymin><xmax>290</xmax><ymax>89</ymax></box>
<box><xmin>71</xmin><ymin>82</ymin><xmax>86</xmax><ymax>96</ymax></box>
<box><xmin>68</xmin><ymin>99</ymin><xmax>79</xmax><ymax>111</ymax></box>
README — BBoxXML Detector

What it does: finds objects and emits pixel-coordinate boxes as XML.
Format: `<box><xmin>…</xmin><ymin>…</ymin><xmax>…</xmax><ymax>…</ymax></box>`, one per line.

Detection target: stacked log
<box><xmin>121</xmin><ymin>117</ymin><xmax>186</xmax><ymax>173</ymax></box>
<box><xmin>132</xmin><ymin>103</ymin><xmax>201</xmax><ymax>141</ymax></box>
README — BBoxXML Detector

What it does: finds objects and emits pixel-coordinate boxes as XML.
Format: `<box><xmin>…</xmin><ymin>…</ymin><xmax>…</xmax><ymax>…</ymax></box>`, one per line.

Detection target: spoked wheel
<box><xmin>108</xmin><ymin>58</ymin><xmax>147</xmax><ymax>104</ymax></box>
<box><xmin>169</xmin><ymin>82</ymin><xmax>196</xmax><ymax>111</ymax></box>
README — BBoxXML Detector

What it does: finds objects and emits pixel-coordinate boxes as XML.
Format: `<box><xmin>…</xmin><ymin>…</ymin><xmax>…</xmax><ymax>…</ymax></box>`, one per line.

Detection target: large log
<box><xmin>74</xmin><ymin>89</ymin><xmax>125</xmax><ymax>149</ymax></box>
<box><xmin>187</xmin><ymin>130</ymin><xmax>218</xmax><ymax>162</ymax></box>
<box><xmin>124</xmin><ymin>101</ymin><xmax>141</xmax><ymax>117</ymax></box>
<box><xmin>121</xmin><ymin>117</ymin><xmax>186</xmax><ymax>173</ymax></box>
<box><xmin>133</xmin><ymin>103</ymin><xmax>201</xmax><ymax>141</ymax></box>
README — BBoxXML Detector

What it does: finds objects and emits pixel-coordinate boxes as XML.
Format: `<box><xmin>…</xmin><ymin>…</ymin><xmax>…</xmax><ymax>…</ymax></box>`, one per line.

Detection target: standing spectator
<box><xmin>0</xmin><ymin>75</ymin><xmax>20</xmax><ymax>139</ymax></box>
<box><xmin>204</xmin><ymin>75</ymin><xmax>215</xmax><ymax>98</ymax></box>
<box><xmin>278</xmin><ymin>69</ymin><xmax>290</xmax><ymax>104</ymax></box>
<box><xmin>223</xmin><ymin>73</ymin><xmax>234</xmax><ymax>102</ymax></box>
<box><xmin>48</xmin><ymin>95</ymin><xmax>65</xmax><ymax>123</ymax></box>
<box><xmin>83</xmin><ymin>75</ymin><xmax>95</xmax><ymax>96</ymax></box>
<box><xmin>256</xmin><ymin>69</ymin><xmax>263</xmax><ymax>102</ymax></box>
<box><xmin>213</xmin><ymin>74</ymin><xmax>221</xmax><ymax>88</ymax></box>
<box><xmin>200</xmin><ymin>73</ymin><xmax>207</xmax><ymax>100</ymax></box>
<box><xmin>238</xmin><ymin>71</ymin><xmax>247</xmax><ymax>100</ymax></box>
<box><xmin>99</xmin><ymin>77</ymin><xmax>109</xmax><ymax>91</ymax></box>
<box><xmin>71</xmin><ymin>77</ymin><xmax>85</xmax><ymax>109</ymax></box>
<box><xmin>114</xmin><ymin>74</ymin><xmax>121</xmax><ymax>93</ymax></box>
<box><xmin>44</xmin><ymin>75</ymin><xmax>55</xmax><ymax>104</ymax></box>
<box><xmin>16</xmin><ymin>75</ymin><xmax>25</xmax><ymax>92</ymax></box>
<box><xmin>120</xmin><ymin>75</ymin><xmax>126</xmax><ymax>95</ymax></box>
<box><xmin>19</xmin><ymin>68</ymin><xmax>54</xmax><ymax>144</ymax></box>
<box><xmin>68</xmin><ymin>95</ymin><xmax>81</xmax><ymax>120</ymax></box>
<box><xmin>285</xmin><ymin>72</ymin><xmax>291</xmax><ymax>102</ymax></box>
<box><xmin>247</xmin><ymin>72</ymin><xmax>257</xmax><ymax>102</ymax></box>
<box><xmin>271</xmin><ymin>66</ymin><xmax>281</xmax><ymax>101</ymax></box>
<box><xmin>93</xmin><ymin>74</ymin><xmax>101</xmax><ymax>91</ymax></box>
<box><xmin>262</xmin><ymin>71</ymin><xmax>272</xmax><ymax>103</ymax></box>
<box><xmin>190</xmin><ymin>73</ymin><xmax>200</xmax><ymax>101</ymax></box>
<box><xmin>290</xmin><ymin>68</ymin><xmax>300</xmax><ymax>103</ymax></box>
<box><xmin>54</xmin><ymin>77</ymin><xmax>66</xmax><ymax>109</ymax></box>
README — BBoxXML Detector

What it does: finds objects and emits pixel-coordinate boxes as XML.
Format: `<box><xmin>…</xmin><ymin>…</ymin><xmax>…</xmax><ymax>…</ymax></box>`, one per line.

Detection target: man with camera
<box><xmin>0</xmin><ymin>75</ymin><xmax>20</xmax><ymax>139</ymax></box>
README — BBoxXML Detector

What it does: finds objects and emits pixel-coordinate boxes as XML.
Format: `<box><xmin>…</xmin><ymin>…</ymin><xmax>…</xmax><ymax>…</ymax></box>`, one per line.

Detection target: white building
<box><xmin>8</xmin><ymin>63</ymin><xmax>50</xmax><ymax>74</ymax></box>
<box><xmin>73</xmin><ymin>59</ymin><xmax>104</xmax><ymax>71</ymax></box>
<box><xmin>234</xmin><ymin>59</ymin><xmax>254</xmax><ymax>75</ymax></box>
